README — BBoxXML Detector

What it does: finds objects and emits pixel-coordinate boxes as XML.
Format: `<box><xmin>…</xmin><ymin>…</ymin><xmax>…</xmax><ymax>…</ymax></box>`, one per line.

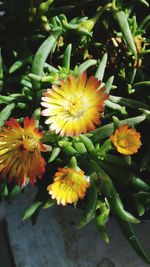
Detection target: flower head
<box><xmin>110</xmin><ymin>124</ymin><xmax>141</xmax><ymax>155</ymax></box>
<box><xmin>0</xmin><ymin>117</ymin><xmax>46</xmax><ymax>186</ymax></box>
<box><xmin>41</xmin><ymin>72</ymin><xmax>108</xmax><ymax>136</ymax></box>
<box><xmin>47</xmin><ymin>167</ymin><xmax>90</xmax><ymax>206</ymax></box>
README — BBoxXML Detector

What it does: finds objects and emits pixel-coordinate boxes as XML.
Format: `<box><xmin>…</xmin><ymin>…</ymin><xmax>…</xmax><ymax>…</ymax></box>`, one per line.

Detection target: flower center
<box><xmin>18</xmin><ymin>136</ymin><xmax>38</xmax><ymax>153</ymax></box>
<box><xmin>61</xmin><ymin>173</ymin><xmax>76</xmax><ymax>186</ymax></box>
<box><xmin>66</xmin><ymin>97</ymin><xmax>84</xmax><ymax>118</ymax></box>
<box><xmin>118</xmin><ymin>137</ymin><xmax>129</xmax><ymax>148</ymax></box>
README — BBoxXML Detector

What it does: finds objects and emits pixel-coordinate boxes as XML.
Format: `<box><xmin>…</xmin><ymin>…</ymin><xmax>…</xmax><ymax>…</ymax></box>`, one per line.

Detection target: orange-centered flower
<box><xmin>110</xmin><ymin>124</ymin><xmax>141</xmax><ymax>155</ymax></box>
<box><xmin>0</xmin><ymin>117</ymin><xmax>46</xmax><ymax>186</ymax></box>
<box><xmin>47</xmin><ymin>167</ymin><xmax>90</xmax><ymax>205</ymax></box>
<box><xmin>41</xmin><ymin>72</ymin><xmax>108</xmax><ymax>136</ymax></box>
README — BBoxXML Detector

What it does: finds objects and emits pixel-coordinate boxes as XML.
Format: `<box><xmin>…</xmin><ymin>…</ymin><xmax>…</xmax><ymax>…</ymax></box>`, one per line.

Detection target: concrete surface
<box><xmin>0</xmin><ymin>202</ymin><xmax>15</xmax><ymax>267</ymax></box>
<box><xmin>3</xmin><ymin>187</ymin><xmax>150</xmax><ymax>267</ymax></box>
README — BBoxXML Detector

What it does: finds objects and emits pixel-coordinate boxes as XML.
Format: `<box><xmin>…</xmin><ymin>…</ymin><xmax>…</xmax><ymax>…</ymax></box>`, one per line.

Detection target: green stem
<box><xmin>68</xmin><ymin>156</ymin><xmax>78</xmax><ymax>169</ymax></box>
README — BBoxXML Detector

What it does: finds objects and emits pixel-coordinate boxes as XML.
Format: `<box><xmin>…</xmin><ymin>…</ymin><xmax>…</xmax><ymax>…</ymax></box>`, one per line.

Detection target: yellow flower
<box><xmin>134</xmin><ymin>35</ymin><xmax>144</xmax><ymax>53</ymax></box>
<box><xmin>0</xmin><ymin>117</ymin><xmax>46</xmax><ymax>186</ymax></box>
<box><xmin>110</xmin><ymin>124</ymin><xmax>141</xmax><ymax>155</ymax></box>
<box><xmin>41</xmin><ymin>72</ymin><xmax>108</xmax><ymax>136</ymax></box>
<box><xmin>47</xmin><ymin>167</ymin><xmax>90</xmax><ymax>205</ymax></box>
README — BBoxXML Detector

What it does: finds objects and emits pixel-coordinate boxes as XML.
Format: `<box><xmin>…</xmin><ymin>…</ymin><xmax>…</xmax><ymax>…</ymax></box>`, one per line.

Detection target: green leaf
<box><xmin>105</xmin><ymin>76</ymin><xmax>114</xmax><ymax>93</ymax></box>
<box><xmin>134</xmin><ymin>192</ymin><xmax>150</xmax><ymax>205</ymax></box>
<box><xmin>28</xmin><ymin>73</ymin><xmax>42</xmax><ymax>82</ymax></box>
<box><xmin>133</xmin><ymin>81</ymin><xmax>150</xmax><ymax>89</ymax></box>
<box><xmin>102</xmin><ymin>154</ymin><xmax>130</xmax><ymax>168</ymax></box>
<box><xmin>9</xmin><ymin>56</ymin><xmax>32</xmax><ymax>74</ymax></box>
<box><xmin>63</xmin><ymin>43</ymin><xmax>72</xmax><ymax>69</ymax></box>
<box><xmin>105</xmin><ymin>99</ymin><xmax>127</xmax><ymax>115</ymax></box>
<box><xmin>141</xmin><ymin>49</ymin><xmax>150</xmax><ymax>54</ymax></box>
<box><xmin>0</xmin><ymin>94</ymin><xmax>25</xmax><ymax>104</ymax></box>
<box><xmin>73</xmin><ymin>142</ymin><xmax>87</xmax><ymax>154</ymax></box>
<box><xmin>31</xmin><ymin>31</ymin><xmax>62</xmax><ymax>89</ymax></box>
<box><xmin>97</xmin><ymin>140</ymin><xmax>112</xmax><ymax>156</ymax></box>
<box><xmin>0</xmin><ymin>103</ymin><xmax>15</xmax><ymax>126</ymax></box>
<box><xmin>48</xmin><ymin>147</ymin><xmax>61</xmax><ymax>162</ymax></box>
<box><xmin>0</xmin><ymin>183</ymin><xmax>8</xmax><ymax>198</ymax></box>
<box><xmin>79</xmin><ymin>134</ymin><xmax>95</xmax><ymax>152</ymax></box>
<box><xmin>98</xmin><ymin>160</ymin><xmax>132</xmax><ymax>182</ymax></box>
<box><xmin>123</xmin><ymin>155</ymin><xmax>131</xmax><ymax>165</ymax></box>
<box><xmin>31</xmin><ymin>209</ymin><xmax>40</xmax><ymax>226</ymax></box>
<box><xmin>126</xmin><ymin>176</ymin><xmax>150</xmax><ymax>192</ymax></box>
<box><xmin>115</xmin><ymin>11</ymin><xmax>137</xmax><ymax>58</ymax></box>
<box><xmin>39</xmin><ymin>0</ymin><xmax>54</xmax><ymax>13</ymax></box>
<box><xmin>60</xmin><ymin>142</ymin><xmax>77</xmax><ymax>155</ymax></box>
<box><xmin>95</xmin><ymin>53</ymin><xmax>108</xmax><ymax>81</ymax></box>
<box><xmin>44</xmin><ymin>63</ymin><xmax>58</xmax><ymax>73</ymax></box>
<box><xmin>117</xmin><ymin>218</ymin><xmax>150</xmax><ymax>264</ymax></box>
<box><xmin>138</xmin><ymin>0</ymin><xmax>149</xmax><ymax>8</ymax></box>
<box><xmin>8</xmin><ymin>185</ymin><xmax>23</xmax><ymax>200</ymax></box>
<box><xmin>0</xmin><ymin>95</ymin><xmax>15</xmax><ymax>104</ymax></box>
<box><xmin>134</xmin><ymin>199</ymin><xmax>145</xmax><ymax>216</ymax></box>
<box><xmin>78</xmin><ymin>59</ymin><xmax>97</xmax><ymax>74</ymax></box>
<box><xmin>139</xmin><ymin>14</ymin><xmax>150</xmax><ymax>30</ymax></box>
<box><xmin>109</xmin><ymin>95</ymin><xmax>150</xmax><ymax>110</ymax></box>
<box><xmin>78</xmin><ymin>182</ymin><xmax>97</xmax><ymax>228</ymax></box>
<box><xmin>95</xmin><ymin>200</ymin><xmax>110</xmax><ymax>243</ymax></box>
<box><xmin>43</xmin><ymin>199</ymin><xmax>55</xmax><ymax>209</ymax></box>
<box><xmin>23</xmin><ymin>201</ymin><xmax>42</xmax><ymax>220</ymax></box>
<box><xmin>96</xmin><ymin>166</ymin><xmax>139</xmax><ymax>224</ymax></box>
<box><xmin>42</xmin><ymin>131</ymin><xmax>58</xmax><ymax>143</ymax></box>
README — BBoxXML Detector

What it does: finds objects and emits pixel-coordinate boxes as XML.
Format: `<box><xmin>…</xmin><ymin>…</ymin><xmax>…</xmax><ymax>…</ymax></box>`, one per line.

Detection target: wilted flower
<box><xmin>47</xmin><ymin>167</ymin><xmax>90</xmax><ymax>205</ymax></box>
<box><xmin>110</xmin><ymin>124</ymin><xmax>141</xmax><ymax>155</ymax></box>
<box><xmin>0</xmin><ymin>117</ymin><xmax>46</xmax><ymax>186</ymax></box>
<box><xmin>41</xmin><ymin>72</ymin><xmax>108</xmax><ymax>136</ymax></box>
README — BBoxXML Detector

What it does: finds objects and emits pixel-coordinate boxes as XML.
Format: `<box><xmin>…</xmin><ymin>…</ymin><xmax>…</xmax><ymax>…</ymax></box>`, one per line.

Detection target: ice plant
<box><xmin>0</xmin><ymin>117</ymin><xmax>46</xmax><ymax>186</ymax></box>
<box><xmin>41</xmin><ymin>72</ymin><xmax>108</xmax><ymax>136</ymax></box>
<box><xmin>47</xmin><ymin>167</ymin><xmax>90</xmax><ymax>205</ymax></box>
<box><xmin>110</xmin><ymin>124</ymin><xmax>141</xmax><ymax>155</ymax></box>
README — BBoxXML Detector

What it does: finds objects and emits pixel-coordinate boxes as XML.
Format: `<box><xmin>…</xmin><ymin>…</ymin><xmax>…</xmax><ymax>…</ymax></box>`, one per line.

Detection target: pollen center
<box><xmin>67</xmin><ymin>98</ymin><xmax>83</xmax><ymax>118</ymax></box>
<box><xmin>62</xmin><ymin>173</ymin><xmax>76</xmax><ymax>186</ymax></box>
<box><xmin>18</xmin><ymin>136</ymin><xmax>38</xmax><ymax>153</ymax></box>
<box><xmin>118</xmin><ymin>137</ymin><xmax>129</xmax><ymax>148</ymax></box>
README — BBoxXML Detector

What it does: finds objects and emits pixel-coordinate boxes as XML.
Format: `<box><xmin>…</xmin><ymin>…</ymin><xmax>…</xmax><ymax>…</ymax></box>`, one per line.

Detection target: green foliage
<box><xmin>78</xmin><ymin>180</ymin><xmax>98</xmax><ymax>228</ymax></box>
